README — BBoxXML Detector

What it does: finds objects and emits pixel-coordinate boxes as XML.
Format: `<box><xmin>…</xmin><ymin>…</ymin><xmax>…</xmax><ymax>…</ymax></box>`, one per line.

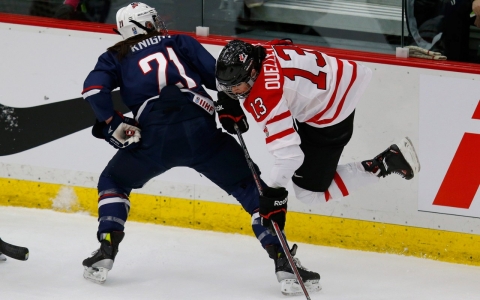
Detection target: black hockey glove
<box><xmin>259</xmin><ymin>187</ymin><xmax>288</xmax><ymax>232</ymax></box>
<box><xmin>92</xmin><ymin>111</ymin><xmax>141</xmax><ymax>150</ymax></box>
<box><xmin>215</xmin><ymin>91</ymin><xmax>249</xmax><ymax>135</ymax></box>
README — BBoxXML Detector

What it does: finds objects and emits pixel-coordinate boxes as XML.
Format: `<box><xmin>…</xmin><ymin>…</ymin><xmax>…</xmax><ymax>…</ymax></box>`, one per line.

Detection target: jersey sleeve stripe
<box><xmin>82</xmin><ymin>89</ymin><xmax>101</xmax><ymax>99</ymax></box>
<box><xmin>82</xmin><ymin>85</ymin><xmax>104</xmax><ymax>94</ymax></box>
<box><xmin>265</xmin><ymin>127</ymin><xmax>295</xmax><ymax>144</ymax></box>
<box><xmin>333</xmin><ymin>171</ymin><xmax>349</xmax><ymax>197</ymax></box>
<box><xmin>266</xmin><ymin>110</ymin><xmax>292</xmax><ymax>125</ymax></box>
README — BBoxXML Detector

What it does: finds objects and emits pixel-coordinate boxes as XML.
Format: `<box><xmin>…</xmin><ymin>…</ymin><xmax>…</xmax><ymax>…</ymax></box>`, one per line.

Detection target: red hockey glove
<box><xmin>215</xmin><ymin>91</ymin><xmax>249</xmax><ymax>135</ymax></box>
<box><xmin>259</xmin><ymin>187</ymin><xmax>288</xmax><ymax>232</ymax></box>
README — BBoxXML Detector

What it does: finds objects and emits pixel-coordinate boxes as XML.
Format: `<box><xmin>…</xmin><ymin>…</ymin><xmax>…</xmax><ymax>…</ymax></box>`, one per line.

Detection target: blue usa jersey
<box><xmin>82</xmin><ymin>34</ymin><xmax>217</xmax><ymax>122</ymax></box>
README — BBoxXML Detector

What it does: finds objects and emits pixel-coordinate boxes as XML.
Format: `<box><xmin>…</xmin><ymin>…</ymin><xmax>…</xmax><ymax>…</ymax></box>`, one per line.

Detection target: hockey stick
<box><xmin>233</xmin><ymin>124</ymin><xmax>311</xmax><ymax>300</ymax></box>
<box><xmin>0</xmin><ymin>90</ymin><xmax>129</xmax><ymax>156</ymax></box>
<box><xmin>0</xmin><ymin>238</ymin><xmax>29</xmax><ymax>261</ymax></box>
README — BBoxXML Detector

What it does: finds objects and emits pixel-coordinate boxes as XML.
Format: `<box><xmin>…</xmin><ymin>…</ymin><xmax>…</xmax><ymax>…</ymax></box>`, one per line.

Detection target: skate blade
<box><xmin>280</xmin><ymin>279</ymin><xmax>322</xmax><ymax>296</ymax></box>
<box><xmin>83</xmin><ymin>266</ymin><xmax>109</xmax><ymax>284</ymax></box>
<box><xmin>398</xmin><ymin>137</ymin><xmax>421</xmax><ymax>177</ymax></box>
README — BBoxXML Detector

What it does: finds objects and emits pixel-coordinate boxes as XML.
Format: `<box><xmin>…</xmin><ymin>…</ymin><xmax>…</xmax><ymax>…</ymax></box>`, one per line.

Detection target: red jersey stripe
<box><xmin>82</xmin><ymin>85</ymin><xmax>104</xmax><ymax>94</ymax></box>
<box><xmin>265</xmin><ymin>128</ymin><xmax>295</xmax><ymax>144</ymax></box>
<box><xmin>324</xmin><ymin>190</ymin><xmax>331</xmax><ymax>202</ymax></box>
<box><xmin>315</xmin><ymin>61</ymin><xmax>358</xmax><ymax>125</ymax></box>
<box><xmin>306</xmin><ymin>58</ymin><xmax>344</xmax><ymax>123</ymax></box>
<box><xmin>266</xmin><ymin>111</ymin><xmax>292</xmax><ymax>125</ymax></box>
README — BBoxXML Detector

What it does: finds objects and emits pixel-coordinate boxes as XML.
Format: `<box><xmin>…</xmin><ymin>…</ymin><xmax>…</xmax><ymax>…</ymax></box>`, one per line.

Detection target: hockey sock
<box><xmin>294</xmin><ymin>162</ymin><xmax>379</xmax><ymax>205</ymax></box>
<box><xmin>251</xmin><ymin>211</ymin><xmax>285</xmax><ymax>254</ymax></box>
<box><xmin>97</xmin><ymin>189</ymin><xmax>131</xmax><ymax>239</ymax></box>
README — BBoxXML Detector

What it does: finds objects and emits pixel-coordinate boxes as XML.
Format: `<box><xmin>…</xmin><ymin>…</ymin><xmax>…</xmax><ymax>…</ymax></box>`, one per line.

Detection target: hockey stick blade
<box><xmin>0</xmin><ymin>238</ymin><xmax>29</xmax><ymax>261</ymax></box>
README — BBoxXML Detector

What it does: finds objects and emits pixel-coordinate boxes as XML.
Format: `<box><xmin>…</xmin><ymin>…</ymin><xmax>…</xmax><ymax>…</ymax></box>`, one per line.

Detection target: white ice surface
<box><xmin>1</xmin><ymin>206</ymin><xmax>479</xmax><ymax>300</ymax></box>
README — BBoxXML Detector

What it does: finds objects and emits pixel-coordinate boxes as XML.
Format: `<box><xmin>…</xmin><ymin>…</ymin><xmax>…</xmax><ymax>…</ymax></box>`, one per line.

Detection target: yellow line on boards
<box><xmin>1</xmin><ymin>177</ymin><xmax>479</xmax><ymax>266</ymax></box>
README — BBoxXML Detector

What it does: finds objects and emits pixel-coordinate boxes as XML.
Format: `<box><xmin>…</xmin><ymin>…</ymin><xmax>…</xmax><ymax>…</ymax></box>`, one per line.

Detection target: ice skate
<box><xmin>0</xmin><ymin>252</ymin><xmax>6</xmax><ymax>262</ymax></box>
<box><xmin>266</xmin><ymin>244</ymin><xmax>321</xmax><ymax>296</ymax></box>
<box><xmin>83</xmin><ymin>231</ymin><xmax>124</xmax><ymax>284</ymax></box>
<box><xmin>362</xmin><ymin>137</ymin><xmax>420</xmax><ymax>180</ymax></box>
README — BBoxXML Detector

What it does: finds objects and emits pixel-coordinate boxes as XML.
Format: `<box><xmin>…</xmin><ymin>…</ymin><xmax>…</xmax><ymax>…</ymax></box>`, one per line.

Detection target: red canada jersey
<box><xmin>242</xmin><ymin>39</ymin><xmax>372</xmax><ymax>154</ymax></box>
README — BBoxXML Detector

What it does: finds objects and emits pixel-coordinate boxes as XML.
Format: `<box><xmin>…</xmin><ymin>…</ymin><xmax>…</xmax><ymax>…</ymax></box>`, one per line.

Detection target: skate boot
<box><xmin>362</xmin><ymin>137</ymin><xmax>420</xmax><ymax>180</ymax></box>
<box><xmin>0</xmin><ymin>252</ymin><xmax>6</xmax><ymax>262</ymax></box>
<box><xmin>83</xmin><ymin>231</ymin><xmax>124</xmax><ymax>284</ymax></box>
<box><xmin>266</xmin><ymin>244</ymin><xmax>321</xmax><ymax>296</ymax></box>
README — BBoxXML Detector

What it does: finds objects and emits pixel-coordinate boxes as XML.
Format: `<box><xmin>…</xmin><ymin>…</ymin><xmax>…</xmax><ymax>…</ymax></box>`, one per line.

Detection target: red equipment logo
<box><xmin>239</xmin><ymin>54</ymin><xmax>248</xmax><ymax>63</ymax></box>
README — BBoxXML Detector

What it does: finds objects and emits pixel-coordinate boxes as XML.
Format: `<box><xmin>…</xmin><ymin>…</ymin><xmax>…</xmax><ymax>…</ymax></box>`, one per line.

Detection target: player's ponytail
<box><xmin>107</xmin><ymin>30</ymin><xmax>162</xmax><ymax>61</ymax></box>
<box><xmin>252</xmin><ymin>46</ymin><xmax>266</xmax><ymax>73</ymax></box>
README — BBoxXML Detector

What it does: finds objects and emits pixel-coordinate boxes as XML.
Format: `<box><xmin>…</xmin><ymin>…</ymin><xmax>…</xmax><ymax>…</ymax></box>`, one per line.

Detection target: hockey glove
<box><xmin>92</xmin><ymin>111</ymin><xmax>141</xmax><ymax>150</ymax></box>
<box><xmin>259</xmin><ymin>187</ymin><xmax>288</xmax><ymax>232</ymax></box>
<box><xmin>215</xmin><ymin>91</ymin><xmax>249</xmax><ymax>135</ymax></box>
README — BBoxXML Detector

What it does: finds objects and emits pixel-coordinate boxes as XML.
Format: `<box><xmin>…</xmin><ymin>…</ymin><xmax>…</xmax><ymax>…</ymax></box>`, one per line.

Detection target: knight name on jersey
<box><xmin>131</xmin><ymin>36</ymin><xmax>163</xmax><ymax>52</ymax></box>
<box><xmin>263</xmin><ymin>49</ymin><xmax>281</xmax><ymax>90</ymax></box>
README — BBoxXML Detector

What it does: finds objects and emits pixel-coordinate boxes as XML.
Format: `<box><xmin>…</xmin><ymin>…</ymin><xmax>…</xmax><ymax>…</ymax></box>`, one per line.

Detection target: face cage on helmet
<box><xmin>216</xmin><ymin>57</ymin><xmax>259</xmax><ymax>100</ymax></box>
<box><xmin>152</xmin><ymin>15</ymin><xmax>169</xmax><ymax>36</ymax></box>
<box><xmin>218</xmin><ymin>75</ymin><xmax>257</xmax><ymax>101</ymax></box>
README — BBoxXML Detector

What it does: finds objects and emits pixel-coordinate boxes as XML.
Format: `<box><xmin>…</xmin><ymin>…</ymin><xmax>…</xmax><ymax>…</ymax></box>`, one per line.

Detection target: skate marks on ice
<box><xmin>1</xmin><ymin>206</ymin><xmax>480</xmax><ymax>300</ymax></box>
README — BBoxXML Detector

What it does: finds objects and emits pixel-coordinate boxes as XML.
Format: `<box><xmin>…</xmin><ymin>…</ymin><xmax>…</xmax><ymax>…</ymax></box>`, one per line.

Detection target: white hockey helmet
<box><xmin>115</xmin><ymin>2</ymin><xmax>167</xmax><ymax>40</ymax></box>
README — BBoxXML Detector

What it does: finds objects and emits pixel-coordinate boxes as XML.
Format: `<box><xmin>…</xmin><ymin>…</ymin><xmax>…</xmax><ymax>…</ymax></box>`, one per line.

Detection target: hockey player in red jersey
<box><xmin>80</xmin><ymin>3</ymin><xmax>320</xmax><ymax>295</ymax></box>
<box><xmin>215</xmin><ymin>39</ymin><xmax>420</xmax><ymax>220</ymax></box>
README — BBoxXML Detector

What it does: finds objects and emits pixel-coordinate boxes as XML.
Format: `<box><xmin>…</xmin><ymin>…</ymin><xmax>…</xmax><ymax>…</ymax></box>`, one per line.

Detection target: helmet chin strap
<box><xmin>129</xmin><ymin>20</ymin><xmax>155</xmax><ymax>33</ymax></box>
<box><xmin>246</xmin><ymin>78</ymin><xmax>255</xmax><ymax>89</ymax></box>
<box><xmin>112</xmin><ymin>20</ymin><xmax>153</xmax><ymax>39</ymax></box>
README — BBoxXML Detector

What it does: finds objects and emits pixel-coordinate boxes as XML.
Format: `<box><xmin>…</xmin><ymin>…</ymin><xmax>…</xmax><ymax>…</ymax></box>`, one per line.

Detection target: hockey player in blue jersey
<box><xmin>81</xmin><ymin>2</ymin><xmax>320</xmax><ymax>295</ymax></box>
